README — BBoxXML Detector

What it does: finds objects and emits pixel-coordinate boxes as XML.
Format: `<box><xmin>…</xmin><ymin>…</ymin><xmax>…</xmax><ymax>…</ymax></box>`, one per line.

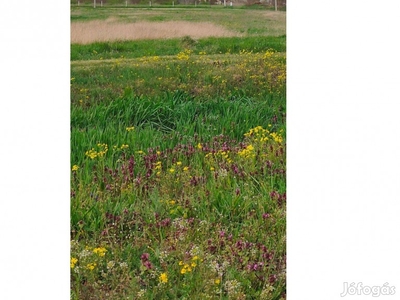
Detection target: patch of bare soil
<box><xmin>71</xmin><ymin>20</ymin><xmax>241</xmax><ymax>44</ymax></box>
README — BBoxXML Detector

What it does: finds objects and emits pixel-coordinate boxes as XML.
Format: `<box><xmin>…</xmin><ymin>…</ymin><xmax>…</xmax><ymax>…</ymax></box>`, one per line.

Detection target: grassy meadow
<box><xmin>71</xmin><ymin>6</ymin><xmax>286</xmax><ymax>299</ymax></box>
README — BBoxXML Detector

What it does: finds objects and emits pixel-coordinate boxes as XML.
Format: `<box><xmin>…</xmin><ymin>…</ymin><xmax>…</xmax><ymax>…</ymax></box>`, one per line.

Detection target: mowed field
<box><xmin>71</xmin><ymin>5</ymin><xmax>286</xmax><ymax>299</ymax></box>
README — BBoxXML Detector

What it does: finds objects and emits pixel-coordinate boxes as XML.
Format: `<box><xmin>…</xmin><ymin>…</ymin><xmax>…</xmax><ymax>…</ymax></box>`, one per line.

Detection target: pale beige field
<box><xmin>71</xmin><ymin>20</ymin><xmax>242</xmax><ymax>44</ymax></box>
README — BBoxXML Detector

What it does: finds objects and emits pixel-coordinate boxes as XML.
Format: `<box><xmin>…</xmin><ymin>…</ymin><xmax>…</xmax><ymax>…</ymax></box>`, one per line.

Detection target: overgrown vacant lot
<box><xmin>71</xmin><ymin>6</ymin><xmax>286</xmax><ymax>299</ymax></box>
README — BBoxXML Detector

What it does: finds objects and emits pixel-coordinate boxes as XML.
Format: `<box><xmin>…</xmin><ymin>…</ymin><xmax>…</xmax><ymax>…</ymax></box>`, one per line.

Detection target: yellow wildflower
<box><xmin>72</xmin><ymin>165</ymin><xmax>79</xmax><ymax>171</ymax></box>
<box><xmin>215</xmin><ymin>279</ymin><xmax>221</xmax><ymax>285</ymax></box>
<box><xmin>180</xmin><ymin>263</ymin><xmax>193</xmax><ymax>274</ymax></box>
<box><xmin>238</xmin><ymin>144</ymin><xmax>255</xmax><ymax>158</ymax></box>
<box><xmin>270</xmin><ymin>132</ymin><xmax>283</xmax><ymax>143</ymax></box>
<box><xmin>86</xmin><ymin>263</ymin><xmax>97</xmax><ymax>271</ymax></box>
<box><xmin>176</xmin><ymin>49</ymin><xmax>192</xmax><ymax>60</ymax></box>
<box><xmin>85</xmin><ymin>149</ymin><xmax>97</xmax><ymax>159</ymax></box>
<box><xmin>70</xmin><ymin>257</ymin><xmax>78</xmax><ymax>269</ymax></box>
<box><xmin>159</xmin><ymin>272</ymin><xmax>168</xmax><ymax>284</ymax></box>
<box><xmin>246</xmin><ymin>145</ymin><xmax>254</xmax><ymax>151</ymax></box>
<box><xmin>93</xmin><ymin>247</ymin><xmax>107</xmax><ymax>257</ymax></box>
<box><xmin>126</xmin><ymin>126</ymin><xmax>135</xmax><ymax>132</ymax></box>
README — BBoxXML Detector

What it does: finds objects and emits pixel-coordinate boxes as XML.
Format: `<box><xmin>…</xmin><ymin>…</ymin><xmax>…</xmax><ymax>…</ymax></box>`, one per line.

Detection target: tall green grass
<box><xmin>71</xmin><ymin>35</ymin><xmax>286</xmax><ymax>60</ymax></box>
<box><xmin>71</xmin><ymin>90</ymin><xmax>285</xmax><ymax>164</ymax></box>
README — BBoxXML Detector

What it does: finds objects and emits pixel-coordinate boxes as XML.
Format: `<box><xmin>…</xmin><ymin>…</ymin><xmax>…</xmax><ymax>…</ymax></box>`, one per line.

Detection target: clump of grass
<box><xmin>181</xmin><ymin>35</ymin><xmax>198</xmax><ymax>49</ymax></box>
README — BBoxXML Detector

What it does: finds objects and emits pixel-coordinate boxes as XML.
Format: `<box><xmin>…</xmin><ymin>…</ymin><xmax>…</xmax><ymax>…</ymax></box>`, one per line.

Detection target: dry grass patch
<box><xmin>71</xmin><ymin>20</ymin><xmax>241</xmax><ymax>44</ymax></box>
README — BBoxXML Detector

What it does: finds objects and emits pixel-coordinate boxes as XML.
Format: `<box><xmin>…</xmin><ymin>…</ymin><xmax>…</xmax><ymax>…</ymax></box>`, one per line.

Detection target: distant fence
<box><xmin>72</xmin><ymin>0</ymin><xmax>286</xmax><ymax>9</ymax></box>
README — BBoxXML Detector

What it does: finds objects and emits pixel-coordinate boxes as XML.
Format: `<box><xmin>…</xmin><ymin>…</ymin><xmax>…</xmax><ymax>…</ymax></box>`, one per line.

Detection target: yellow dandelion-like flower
<box><xmin>85</xmin><ymin>149</ymin><xmax>97</xmax><ymax>159</ymax></box>
<box><xmin>197</xmin><ymin>143</ymin><xmax>202</xmax><ymax>149</ymax></box>
<box><xmin>169</xmin><ymin>168</ymin><xmax>175</xmax><ymax>173</ymax></box>
<box><xmin>86</xmin><ymin>263</ymin><xmax>97</xmax><ymax>271</ymax></box>
<box><xmin>70</xmin><ymin>257</ymin><xmax>78</xmax><ymax>269</ymax></box>
<box><xmin>215</xmin><ymin>279</ymin><xmax>221</xmax><ymax>285</ymax></box>
<box><xmin>180</xmin><ymin>263</ymin><xmax>192</xmax><ymax>274</ymax></box>
<box><xmin>270</xmin><ymin>132</ymin><xmax>283</xmax><ymax>143</ymax></box>
<box><xmin>72</xmin><ymin>165</ymin><xmax>79</xmax><ymax>171</ymax></box>
<box><xmin>155</xmin><ymin>161</ymin><xmax>162</xmax><ymax>169</ymax></box>
<box><xmin>176</xmin><ymin>49</ymin><xmax>192</xmax><ymax>60</ymax></box>
<box><xmin>159</xmin><ymin>272</ymin><xmax>168</xmax><ymax>284</ymax></box>
<box><xmin>238</xmin><ymin>144</ymin><xmax>256</xmax><ymax>158</ymax></box>
<box><xmin>93</xmin><ymin>247</ymin><xmax>107</xmax><ymax>257</ymax></box>
<box><xmin>246</xmin><ymin>144</ymin><xmax>254</xmax><ymax>151</ymax></box>
<box><xmin>183</xmin><ymin>166</ymin><xmax>189</xmax><ymax>172</ymax></box>
<box><xmin>176</xmin><ymin>161</ymin><xmax>182</xmax><ymax>166</ymax></box>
